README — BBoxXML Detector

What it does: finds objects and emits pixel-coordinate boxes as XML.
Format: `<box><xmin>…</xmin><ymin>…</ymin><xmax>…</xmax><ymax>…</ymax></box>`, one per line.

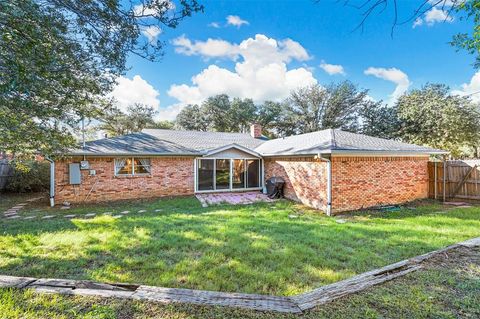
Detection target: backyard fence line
<box><xmin>428</xmin><ymin>160</ymin><xmax>480</xmax><ymax>200</ymax></box>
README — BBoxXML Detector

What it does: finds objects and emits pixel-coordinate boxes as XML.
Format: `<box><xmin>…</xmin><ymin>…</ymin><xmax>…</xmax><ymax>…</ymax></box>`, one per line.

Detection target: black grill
<box><xmin>266</xmin><ymin>177</ymin><xmax>285</xmax><ymax>199</ymax></box>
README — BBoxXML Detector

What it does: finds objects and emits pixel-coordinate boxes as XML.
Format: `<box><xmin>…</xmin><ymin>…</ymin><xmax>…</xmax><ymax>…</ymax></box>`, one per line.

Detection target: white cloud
<box><xmin>319</xmin><ymin>61</ymin><xmax>345</xmax><ymax>75</ymax></box>
<box><xmin>208</xmin><ymin>22</ymin><xmax>220</xmax><ymax>28</ymax></box>
<box><xmin>413</xmin><ymin>5</ymin><xmax>454</xmax><ymax>28</ymax></box>
<box><xmin>226</xmin><ymin>15</ymin><xmax>249</xmax><ymax>28</ymax></box>
<box><xmin>364</xmin><ymin>67</ymin><xmax>410</xmax><ymax>104</ymax></box>
<box><xmin>109</xmin><ymin>75</ymin><xmax>160</xmax><ymax>112</ymax></box>
<box><xmin>157</xmin><ymin>104</ymin><xmax>185</xmax><ymax>121</ymax></box>
<box><xmin>412</xmin><ymin>17</ymin><xmax>424</xmax><ymax>28</ymax></box>
<box><xmin>141</xmin><ymin>25</ymin><xmax>162</xmax><ymax>43</ymax></box>
<box><xmin>167</xmin><ymin>34</ymin><xmax>316</xmax><ymax>115</ymax></box>
<box><xmin>425</xmin><ymin>7</ymin><xmax>454</xmax><ymax>24</ymax></box>
<box><xmin>452</xmin><ymin>71</ymin><xmax>480</xmax><ymax>102</ymax></box>
<box><xmin>172</xmin><ymin>35</ymin><xmax>239</xmax><ymax>59</ymax></box>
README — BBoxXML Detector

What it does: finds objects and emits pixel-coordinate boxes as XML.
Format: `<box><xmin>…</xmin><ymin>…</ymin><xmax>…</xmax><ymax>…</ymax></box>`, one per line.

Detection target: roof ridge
<box><xmin>142</xmin><ymin>128</ymin><xmax>251</xmax><ymax>136</ymax></box>
<box><xmin>330</xmin><ymin>128</ymin><xmax>338</xmax><ymax>149</ymax></box>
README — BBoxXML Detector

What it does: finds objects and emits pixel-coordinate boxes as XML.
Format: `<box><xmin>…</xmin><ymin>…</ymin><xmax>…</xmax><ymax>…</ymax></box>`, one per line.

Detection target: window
<box><xmin>196</xmin><ymin>158</ymin><xmax>262</xmax><ymax>191</ymax></box>
<box><xmin>114</xmin><ymin>158</ymin><xmax>151</xmax><ymax>176</ymax></box>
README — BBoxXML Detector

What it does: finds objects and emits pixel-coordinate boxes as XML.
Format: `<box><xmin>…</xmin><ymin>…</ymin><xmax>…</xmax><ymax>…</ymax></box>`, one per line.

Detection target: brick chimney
<box><xmin>250</xmin><ymin>123</ymin><xmax>262</xmax><ymax>138</ymax></box>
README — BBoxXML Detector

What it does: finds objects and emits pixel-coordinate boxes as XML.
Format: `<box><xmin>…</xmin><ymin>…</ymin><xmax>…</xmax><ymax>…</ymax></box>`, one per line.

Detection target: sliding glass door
<box><xmin>215</xmin><ymin>159</ymin><xmax>230</xmax><ymax>190</ymax></box>
<box><xmin>197</xmin><ymin>159</ymin><xmax>214</xmax><ymax>191</ymax></box>
<box><xmin>196</xmin><ymin>158</ymin><xmax>261</xmax><ymax>192</ymax></box>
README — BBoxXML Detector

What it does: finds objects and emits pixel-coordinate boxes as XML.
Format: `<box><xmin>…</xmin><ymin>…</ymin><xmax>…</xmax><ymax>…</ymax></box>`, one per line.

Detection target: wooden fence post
<box><xmin>443</xmin><ymin>158</ymin><xmax>446</xmax><ymax>202</ymax></box>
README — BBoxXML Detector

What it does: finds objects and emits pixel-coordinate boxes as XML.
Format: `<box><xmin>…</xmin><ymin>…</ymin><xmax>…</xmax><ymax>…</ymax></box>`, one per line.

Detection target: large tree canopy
<box><xmin>0</xmin><ymin>0</ymin><xmax>202</xmax><ymax>158</ymax></box>
<box><xmin>282</xmin><ymin>81</ymin><xmax>372</xmax><ymax>135</ymax></box>
<box><xmin>395</xmin><ymin>83</ymin><xmax>480</xmax><ymax>157</ymax></box>
<box><xmin>97</xmin><ymin>104</ymin><xmax>157</xmax><ymax>137</ymax></box>
<box><xmin>175</xmin><ymin>95</ymin><xmax>284</xmax><ymax>135</ymax></box>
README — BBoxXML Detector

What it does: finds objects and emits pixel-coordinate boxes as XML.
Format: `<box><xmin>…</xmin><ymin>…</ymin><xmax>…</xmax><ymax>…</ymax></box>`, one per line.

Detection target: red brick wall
<box><xmin>55</xmin><ymin>157</ymin><xmax>194</xmax><ymax>203</ymax></box>
<box><xmin>331</xmin><ymin>156</ymin><xmax>429</xmax><ymax>213</ymax></box>
<box><xmin>264</xmin><ymin>157</ymin><xmax>328</xmax><ymax>210</ymax></box>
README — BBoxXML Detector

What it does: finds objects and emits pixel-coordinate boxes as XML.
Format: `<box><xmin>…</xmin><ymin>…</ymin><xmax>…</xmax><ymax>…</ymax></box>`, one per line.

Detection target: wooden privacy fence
<box><xmin>428</xmin><ymin>160</ymin><xmax>480</xmax><ymax>200</ymax></box>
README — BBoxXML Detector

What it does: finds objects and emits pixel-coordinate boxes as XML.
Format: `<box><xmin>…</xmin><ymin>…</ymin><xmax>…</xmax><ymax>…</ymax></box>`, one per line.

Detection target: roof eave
<box><xmin>260</xmin><ymin>149</ymin><xmax>449</xmax><ymax>157</ymax></box>
<box><xmin>65</xmin><ymin>152</ymin><xmax>201</xmax><ymax>157</ymax></box>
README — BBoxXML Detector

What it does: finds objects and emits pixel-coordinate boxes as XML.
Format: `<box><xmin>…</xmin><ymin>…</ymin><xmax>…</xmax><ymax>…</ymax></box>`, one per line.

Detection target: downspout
<box><xmin>45</xmin><ymin>157</ymin><xmax>55</xmax><ymax>207</ymax></box>
<box><xmin>319</xmin><ymin>154</ymin><xmax>332</xmax><ymax>216</ymax></box>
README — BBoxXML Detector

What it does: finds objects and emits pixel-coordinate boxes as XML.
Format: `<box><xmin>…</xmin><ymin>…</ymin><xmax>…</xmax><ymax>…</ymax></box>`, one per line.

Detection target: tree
<box><xmin>256</xmin><ymin>101</ymin><xmax>286</xmax><ymax>137</ymax></box>
<box><xmin>229</xmin><ymin>98</ymin><xmax>257</xmax><ymax>133</ymax></box>
<box><xmin>151</xmin><ymin>120</ymin><xmax>175</xmax><ymax>130</ymax></box>
<box><xmin>97</xmin><ymin>104</ymin><xmax>156</xmax><ymax>137</ymax></box>
<box><xmin>202</xmin><ymin>94</ymin><xmax>235</xmax><ymax>132</ymax></box>
<box><xmin>359</xmin><ymin>101</ymin><xmax>401</xmax><ymax>139</ymax></box>
<box><xmin>0</xmin><ymin>0</ymin><xmax>202</xmax><ymax>158</ymax></box>
<box><xmin>395</xmin><ymin>83</ymin><xmax>480</xmax><ymax>156</ymax></box>
<box><xmin>282</xmin><ymin>81</ymin><xmax>370</xmax><ymax>135</ymax></box>
<box><xmin>176</xmin><ymin>95</ymin><xmax>260</xmax><ymax>133</ymax></box>
<box><xmin>175</xmin><ymin>104</ymin><xmax>210</xmax><ymax>131</ymax></box>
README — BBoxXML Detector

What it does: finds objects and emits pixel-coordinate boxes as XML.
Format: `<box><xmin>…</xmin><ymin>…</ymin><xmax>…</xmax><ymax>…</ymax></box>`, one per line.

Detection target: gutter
<box><xmin>317</xmin><ymin>154</ymin><xmax>332</xmax><ymax>216</ymax></box>
<box><xmin>45</xmin><ymin>156</ymin><xmax>55</xmax><ymax>207</ymax></box>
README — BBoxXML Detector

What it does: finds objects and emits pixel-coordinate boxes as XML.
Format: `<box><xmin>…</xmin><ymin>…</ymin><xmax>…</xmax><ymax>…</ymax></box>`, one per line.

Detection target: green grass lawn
<box><xmin>1</xmin><ymin>246</ymin><xmax>478</xmax><ymax>319</ymax></box>
<box><xmin>0</xmin><ymin>195</ymin><xmax>479</xmax><ymax>296</ymax></box>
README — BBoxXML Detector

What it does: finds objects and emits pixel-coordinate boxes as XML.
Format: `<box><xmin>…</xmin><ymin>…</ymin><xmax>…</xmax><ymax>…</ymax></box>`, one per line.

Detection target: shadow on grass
<box><xmin>0</xmin><ymin>197</ymin><xmax>479</xmax><ymax>295</ymax></box>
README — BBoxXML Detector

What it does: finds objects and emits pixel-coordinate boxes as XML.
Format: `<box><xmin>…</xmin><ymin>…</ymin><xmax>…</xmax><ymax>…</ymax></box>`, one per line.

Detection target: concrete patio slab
<box><xmin>196</xmin><ymin>191</ymin><xmax>273</xmax><ymax>207</ymax></box>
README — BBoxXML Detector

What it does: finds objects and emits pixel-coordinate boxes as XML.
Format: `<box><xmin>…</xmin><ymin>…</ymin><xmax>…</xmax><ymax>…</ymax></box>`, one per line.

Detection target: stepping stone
<box><xmin>154</xmin><ymin>209</ymin><xmax>163</xmax><ymax>212</ymax></box>
<box><xmin>11</xmin><ymin>206</ymin><xmax>23</xmax><ymax>210</ymax></box>
<box><xmin>4</xmin><ymin>212</ymin><xmax>18</xmax><ymax>217</ymax></box>
<box><xmin>41</xmin><ymin>215</ymin><xmax>55</xmax><ymax>219</ymax></box>
<box><xmin>119</xmin><ymin>211</ymin><xmax>129</xmax><ymax>215</ymax></box>
<box><xmin>138</xmin><ymin>210</ymin><xmax>147</xmax><ymax>213</ymax></box>
<box><xmin>23</xmin><ymin>216</ymin><xmax>36</xmax><ymax>220</ymax></box>
<box><xmin>112</xmin><ymin>215</ymin><xmax>123</xmax><ymax>219</ymax></box>
<box><xmin>336</xmin><ymin>219</ymin><xmax>347</xmax><ymax>224</ymax></box>
<box><xmin>7</xmin><ymin>215</ymin><xmax>20</xmax><ymax>219</ymax></box>
<box><xmin>60</xmin><ymin>206</ymin><xmax>71</xmax><ymax>210</ymax></box>
<box><xmin>85</xmin><ymin>213</ymin><xmax>96</xmax><ymax>218</ymax></box>
<box><xmin>103</xmin><ymin>212</ymin><xmax>113</xmax><ymax>215</ymax></box>
<box><xmin>444</xmin><ymin>201</ymin><xmax>468</xmax><ymax>206</ymax></box>
<box><xmin>16</xmin><ymin>203</ymin><xmax>28</xmax><ymax>206</ymax></box>
<box><xmin>288</xmin><ymin>214</ymin><xmax>299</xmax><ymax>219</ymax></box>
<box><xmin>64</xmin><ymin>214</ymin><xmax>76</xmax><ymax>218</ymax></box>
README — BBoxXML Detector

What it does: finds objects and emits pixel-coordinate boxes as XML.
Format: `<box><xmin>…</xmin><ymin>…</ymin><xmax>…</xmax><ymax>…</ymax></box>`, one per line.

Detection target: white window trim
<box><xmin>195</xmin><ymin>157</ymin><xmax>263</xmax><ymax>193</ymax></box>
<box><xmin>114</xmin><ymin>157</ymin><xmax>151</xmax><ymax>177</ymax></box>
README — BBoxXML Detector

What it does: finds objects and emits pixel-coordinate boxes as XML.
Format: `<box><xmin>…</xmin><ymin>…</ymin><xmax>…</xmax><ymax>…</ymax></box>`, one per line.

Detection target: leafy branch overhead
<box><xmin>0</xmin><ymin>0</ymin><xmax>203</xmax><ymax>158</ymax></box>
<box><xmin>337</xmin><ymin>0</ymin><xmax>480</xmax><ymax>68</ymax></box>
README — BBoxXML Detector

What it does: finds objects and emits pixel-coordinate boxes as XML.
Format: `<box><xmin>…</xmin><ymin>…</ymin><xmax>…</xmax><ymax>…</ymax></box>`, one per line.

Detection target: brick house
<box><xmin>51</xmin><ymin>125</ymin><xmax>446</xmax><ymax>214</ymax></box>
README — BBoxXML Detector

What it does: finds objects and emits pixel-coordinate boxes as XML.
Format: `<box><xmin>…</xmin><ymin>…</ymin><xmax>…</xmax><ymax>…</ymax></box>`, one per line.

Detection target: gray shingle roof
<box><xmin>68</xmin><ymin>129</ymin><xmax>266</xmax><ymax>156</ymax></box>
<box><xmin>254</xmin><ymin>129</ymin><xmax>447</xmax><ymax>156</ymax></box>
<box><xmin>69</xmin><ymin>128</ymin><xmax>447</xmax><ymax>156</ymax></box>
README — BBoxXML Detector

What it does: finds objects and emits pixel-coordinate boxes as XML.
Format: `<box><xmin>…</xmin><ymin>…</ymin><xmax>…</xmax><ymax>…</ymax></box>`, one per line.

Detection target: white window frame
<box><xmin>114</xmin><ymin>157</ymin><xmax>151</xmax><ymax>176</ymax></box>
<box><xmin>194</xmin><ymin>157</ymin><xmax>264</xmax><ymax>193</ymax></box>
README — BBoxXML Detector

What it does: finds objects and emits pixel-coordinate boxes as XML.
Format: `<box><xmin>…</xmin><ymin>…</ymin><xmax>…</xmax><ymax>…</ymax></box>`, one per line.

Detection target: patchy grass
<box><xmin>0</xmin><ymin>192</ymin><xmax>45</xmax><ymax>212</ymax></box>
<box><xmin>0</xmin><ymin>246</ymin><xmax>478</xmax><ymax>319</ymax></box>
<box><xmin>0</xmin><ymin>195</ymin><xmax>479</xmax><ymax>296</ymax></box>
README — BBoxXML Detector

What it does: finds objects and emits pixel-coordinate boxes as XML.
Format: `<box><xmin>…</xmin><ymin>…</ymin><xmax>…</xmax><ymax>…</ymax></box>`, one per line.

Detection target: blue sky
<box><xmin>111</xmin><ymin>0</ymin><xmax>478</xmax><ymax>120</ymax></box>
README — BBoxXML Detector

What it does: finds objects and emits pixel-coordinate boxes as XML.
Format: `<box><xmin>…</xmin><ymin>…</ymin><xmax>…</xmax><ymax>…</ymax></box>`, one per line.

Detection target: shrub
<box><xmin>5</xmin><ymin>161</ymin><xmax>50</xmax><ymax>193</ymax></box>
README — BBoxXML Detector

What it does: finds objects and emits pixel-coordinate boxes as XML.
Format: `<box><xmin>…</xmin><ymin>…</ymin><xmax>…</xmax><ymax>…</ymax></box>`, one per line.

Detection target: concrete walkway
<box><xmin>1</xmin><ymin>237</ymin><xmax>478</xmax><ymax>313</ymax></box>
